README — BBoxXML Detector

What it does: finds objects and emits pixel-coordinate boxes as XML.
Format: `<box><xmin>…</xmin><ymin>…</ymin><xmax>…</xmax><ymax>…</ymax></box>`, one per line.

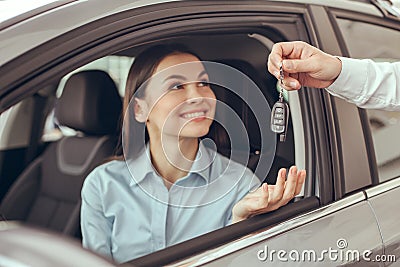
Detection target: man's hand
<box><xmin>267</xmin><ymin>41</ymin><xmax>342</xmax><ymax>90</ymax></box>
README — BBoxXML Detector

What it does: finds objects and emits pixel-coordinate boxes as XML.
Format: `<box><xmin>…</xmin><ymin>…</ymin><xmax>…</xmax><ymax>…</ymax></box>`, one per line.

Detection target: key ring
<box><xmin>279</xmin><ymin>63</ymin><xmax>284</xmax><ymax>100</ymax></box>
<box><xmin>279</xmin><ymin>62</ymin><xmax>284</xmax><ymax>86</ymax></box>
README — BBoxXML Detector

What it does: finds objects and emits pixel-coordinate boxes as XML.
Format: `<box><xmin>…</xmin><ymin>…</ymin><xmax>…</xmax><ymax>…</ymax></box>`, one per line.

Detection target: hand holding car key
<box><xmin>270</xmin><ymin>63</ymin><xmax>289</xmax><ymax>142</ymax></box>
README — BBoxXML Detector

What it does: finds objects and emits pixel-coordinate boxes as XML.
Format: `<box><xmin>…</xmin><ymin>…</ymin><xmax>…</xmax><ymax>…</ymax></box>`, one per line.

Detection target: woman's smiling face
<box><xmin>135</xmin><ymin>53</ymin><xmax>216</xmax><ymax>139</ymax></box>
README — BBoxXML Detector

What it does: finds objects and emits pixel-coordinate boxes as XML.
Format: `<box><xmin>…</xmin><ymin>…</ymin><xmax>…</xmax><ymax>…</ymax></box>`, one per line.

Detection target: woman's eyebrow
<box><xmin>163</xmin><ymin>74</ymin><xmax>187</xmax><ymax>83</ymax></box>
<box><xmin>163</xmin><ymin>70</ymin><xmax>208</xmax><ymax>83</ymax></box>
<box><xmin>197</xmin><ymin>70</ymin><xmax>208</xmax><ymax>79</ymax></box>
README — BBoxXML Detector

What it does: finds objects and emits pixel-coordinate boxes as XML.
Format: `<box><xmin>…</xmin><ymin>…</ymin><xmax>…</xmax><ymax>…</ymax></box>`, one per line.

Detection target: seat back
<box><xmin>0</xmin><ymin>70</ymin><xmax>122</xmax><ymax>236</ymax></box>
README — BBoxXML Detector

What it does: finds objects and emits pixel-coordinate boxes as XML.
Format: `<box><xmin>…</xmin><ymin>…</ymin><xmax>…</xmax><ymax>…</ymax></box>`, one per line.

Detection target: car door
<box><xmin>330</xmin><ymin>5</ymin><xmax>400</xmax><ymax>266</ymax></box>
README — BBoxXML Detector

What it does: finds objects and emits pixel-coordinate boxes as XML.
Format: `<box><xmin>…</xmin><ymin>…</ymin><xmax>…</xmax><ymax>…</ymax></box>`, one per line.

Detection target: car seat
<box><xmin>0</xmin><ymin>70</ymin><xmax>122</xmax><ymax>237</ymax></box>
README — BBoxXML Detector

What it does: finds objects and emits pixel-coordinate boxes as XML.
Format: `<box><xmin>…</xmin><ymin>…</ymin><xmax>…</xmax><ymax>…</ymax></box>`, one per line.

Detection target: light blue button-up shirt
<box><xmin>81</xmin><ymin>143</ymin><xmax>261</xmax><ymax>263</ymax></box>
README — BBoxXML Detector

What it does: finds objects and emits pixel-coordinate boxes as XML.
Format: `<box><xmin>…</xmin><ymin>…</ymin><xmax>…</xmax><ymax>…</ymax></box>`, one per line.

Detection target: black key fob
<box><xmin>271</xmin><ymin>100</ymin><xmax>289</xmax><ymax>142</ymax></box>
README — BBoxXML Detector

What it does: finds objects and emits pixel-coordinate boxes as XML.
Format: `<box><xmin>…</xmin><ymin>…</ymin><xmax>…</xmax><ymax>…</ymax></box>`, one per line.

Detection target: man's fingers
<box><xmin>268</xmin><ymin>41</ymin><xmax>317</xmax><ymax>80</ymax></box>
<box><xmin>267</xmin><ymin>53</ymin><xmax>281</xmax><ymax>79</ymax></box>
<box><xmin>282</xmin><ymin>58</ymin><xmax>317</xmax><ymax>74</ymax></box>
<box><xmin>268</xmin><ymin>41</ymin><xmax>299</xmax><ymax>78</ymax></box>
<box><xmin>272</xmin><ymin>41</ymin><xmax>309</xmax><ymax>58</ymax></box>
<box><xmin>281</xmin><ymin>76</ymin><xmax>301</xmax><ymax>90</ymax></box>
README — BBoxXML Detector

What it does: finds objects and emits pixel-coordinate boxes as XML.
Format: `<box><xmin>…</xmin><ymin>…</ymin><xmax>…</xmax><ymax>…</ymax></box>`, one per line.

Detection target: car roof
<box><xmin>0</xmin><ymin>0</ymin><xmax>70</xmax><ymax>24</ymax></box>
<box><xmin>0</xmin><ymin>0</ymin><xmax>381</xmax><ymax>67</ymax></box>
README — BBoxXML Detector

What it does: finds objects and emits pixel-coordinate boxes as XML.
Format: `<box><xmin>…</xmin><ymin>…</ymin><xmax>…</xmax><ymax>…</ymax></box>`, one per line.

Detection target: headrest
<box><xmin>55</xmin><ymin>70</ymin><xmax>122</xmax><ymax>136</ymax></box>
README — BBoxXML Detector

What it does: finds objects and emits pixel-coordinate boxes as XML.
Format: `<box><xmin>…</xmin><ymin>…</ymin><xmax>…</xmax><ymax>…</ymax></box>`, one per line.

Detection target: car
<box><xmin>1</xmin><ymin>0</ymin><xmax>400</xmax><ymax>266</ymax></box>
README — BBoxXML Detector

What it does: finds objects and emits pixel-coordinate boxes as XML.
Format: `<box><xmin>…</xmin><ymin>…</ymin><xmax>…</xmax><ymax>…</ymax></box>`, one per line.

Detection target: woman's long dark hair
<box><xmin>112</xmin><ymin>44</ymin><xmax>201</xmax><ymax>160</ymax></box>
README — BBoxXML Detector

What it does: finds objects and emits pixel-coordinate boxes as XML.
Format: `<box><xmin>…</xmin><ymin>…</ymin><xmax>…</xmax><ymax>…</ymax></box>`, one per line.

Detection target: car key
<box><xmin>270</xmin><ymin>63</ymin><xmax>289</xmax><ymax>142</ymax></box>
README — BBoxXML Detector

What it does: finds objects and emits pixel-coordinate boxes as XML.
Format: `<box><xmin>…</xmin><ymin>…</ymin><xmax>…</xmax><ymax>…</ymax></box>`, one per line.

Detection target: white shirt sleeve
<box><xmin>325</xmin><ymin>57</ymin><xmax>400</xmax><ymax>111</ymax></box>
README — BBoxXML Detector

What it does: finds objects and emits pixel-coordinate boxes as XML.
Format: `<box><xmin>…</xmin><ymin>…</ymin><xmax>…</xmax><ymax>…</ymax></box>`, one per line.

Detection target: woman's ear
<box><xmin>134</xmin><ymin>97</ymin><xmax>149</xmax><ymax>123</ymax></box>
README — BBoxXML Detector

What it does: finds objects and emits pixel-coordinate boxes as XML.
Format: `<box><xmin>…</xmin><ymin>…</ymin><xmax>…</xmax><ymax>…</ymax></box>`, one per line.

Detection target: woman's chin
<box><xmin>189</xmin><ymin>118</ymin><xmax>213</xmax><ymax>132</ymax></box>
<box><xmin>179</xmin><ymin>125</ymin><xmax>211</xmax><ymax>138</ymax></box>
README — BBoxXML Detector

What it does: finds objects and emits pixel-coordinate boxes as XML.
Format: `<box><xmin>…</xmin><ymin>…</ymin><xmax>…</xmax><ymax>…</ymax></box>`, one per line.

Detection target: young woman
<box><xmin>80</xmin><ymin>44</ymin><xmax>306</xmax><ymax>263</ymax></box>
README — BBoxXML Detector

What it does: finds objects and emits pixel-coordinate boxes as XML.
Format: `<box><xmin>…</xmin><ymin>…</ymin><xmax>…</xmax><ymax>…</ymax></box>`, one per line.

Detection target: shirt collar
<box><xmin>126</xmin><ymin>142</ymin><xmax>215</xmax><ymax>187</ymax></box>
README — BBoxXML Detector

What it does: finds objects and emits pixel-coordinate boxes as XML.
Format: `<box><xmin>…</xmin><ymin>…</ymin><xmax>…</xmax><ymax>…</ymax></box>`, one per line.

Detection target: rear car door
<box><xmin>330</xmin><ymin>5</ymin><xmax>400</xmax><ymax>266</ymax></box>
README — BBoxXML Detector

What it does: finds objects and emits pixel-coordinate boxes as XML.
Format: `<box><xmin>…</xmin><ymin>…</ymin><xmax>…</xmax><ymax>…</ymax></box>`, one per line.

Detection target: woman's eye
<box><xmin>198</xmin><ymin>81</ymin><xmax>210</xmax><ymax>87</ymax></box>
<box><xmin>170</xmin><ymin>83</ymin><xmax>184</xmax><ymax>90</ymax></box>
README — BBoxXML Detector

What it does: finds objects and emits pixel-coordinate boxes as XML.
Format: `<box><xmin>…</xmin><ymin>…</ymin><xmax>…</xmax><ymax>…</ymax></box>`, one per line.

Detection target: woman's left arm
<box><xmin>231</xmin><ymin>166</ymin><xmax>306</xmax><ymax>223</ymax></box>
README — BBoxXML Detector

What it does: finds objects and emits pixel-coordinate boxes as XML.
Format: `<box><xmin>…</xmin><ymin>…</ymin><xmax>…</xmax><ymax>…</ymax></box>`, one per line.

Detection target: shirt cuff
<box><xmin>325</xmin><ymin>57</ymin><xmax>369</xmax><ymax>101</ymax></box>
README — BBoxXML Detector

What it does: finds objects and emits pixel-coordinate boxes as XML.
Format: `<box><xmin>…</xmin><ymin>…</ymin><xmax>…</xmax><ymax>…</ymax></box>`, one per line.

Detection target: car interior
<box><xmin>0</xmin><ymin>70</ymin><xmax>122</xmax><ymax>237</ymax></box>
<box><xmin>0</xmin><ymin>31</ymin><xmax>296</xmax><ymax>244</ymax></box>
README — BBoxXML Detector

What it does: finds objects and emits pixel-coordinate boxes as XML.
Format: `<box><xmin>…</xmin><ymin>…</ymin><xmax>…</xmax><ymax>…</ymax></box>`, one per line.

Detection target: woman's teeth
<box><xmin>182</xmin><ymin>111</ymin><xmax>205</xmax><ymax>118</ymax></box>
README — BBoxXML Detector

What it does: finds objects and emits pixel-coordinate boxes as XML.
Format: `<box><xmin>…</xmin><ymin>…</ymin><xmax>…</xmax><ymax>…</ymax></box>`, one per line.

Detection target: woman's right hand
<box><xmin>231</xmin><ymin>166</ymin><xmax>306</xmax><ymax>223</ymax></box>
<box><xmin>267</xmin><ymin>41</ymin><xmax>342</xmax><ymax>90</ymax></box>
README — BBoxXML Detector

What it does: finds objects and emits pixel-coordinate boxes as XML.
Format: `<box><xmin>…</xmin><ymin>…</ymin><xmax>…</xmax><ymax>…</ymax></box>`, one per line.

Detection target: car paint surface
<box><xmin>0</xmin><ymin>0</ymin><xmax>380</xmax><ymax>67</ymax></box>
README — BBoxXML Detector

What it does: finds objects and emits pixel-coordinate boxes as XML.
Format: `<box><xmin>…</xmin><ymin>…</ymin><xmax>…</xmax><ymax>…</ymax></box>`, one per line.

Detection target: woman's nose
<box><xmin>185</xmin><ymin>83</ymin><xmax>204</xmax><ymax>104</ymax></box>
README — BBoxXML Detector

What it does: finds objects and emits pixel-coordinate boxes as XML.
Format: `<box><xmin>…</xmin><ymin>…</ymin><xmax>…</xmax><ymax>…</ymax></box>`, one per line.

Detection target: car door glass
<box><xmin>337</xmin><ymin>18</ymin><xmax>400</xmax><ymax>182</ymax></box>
